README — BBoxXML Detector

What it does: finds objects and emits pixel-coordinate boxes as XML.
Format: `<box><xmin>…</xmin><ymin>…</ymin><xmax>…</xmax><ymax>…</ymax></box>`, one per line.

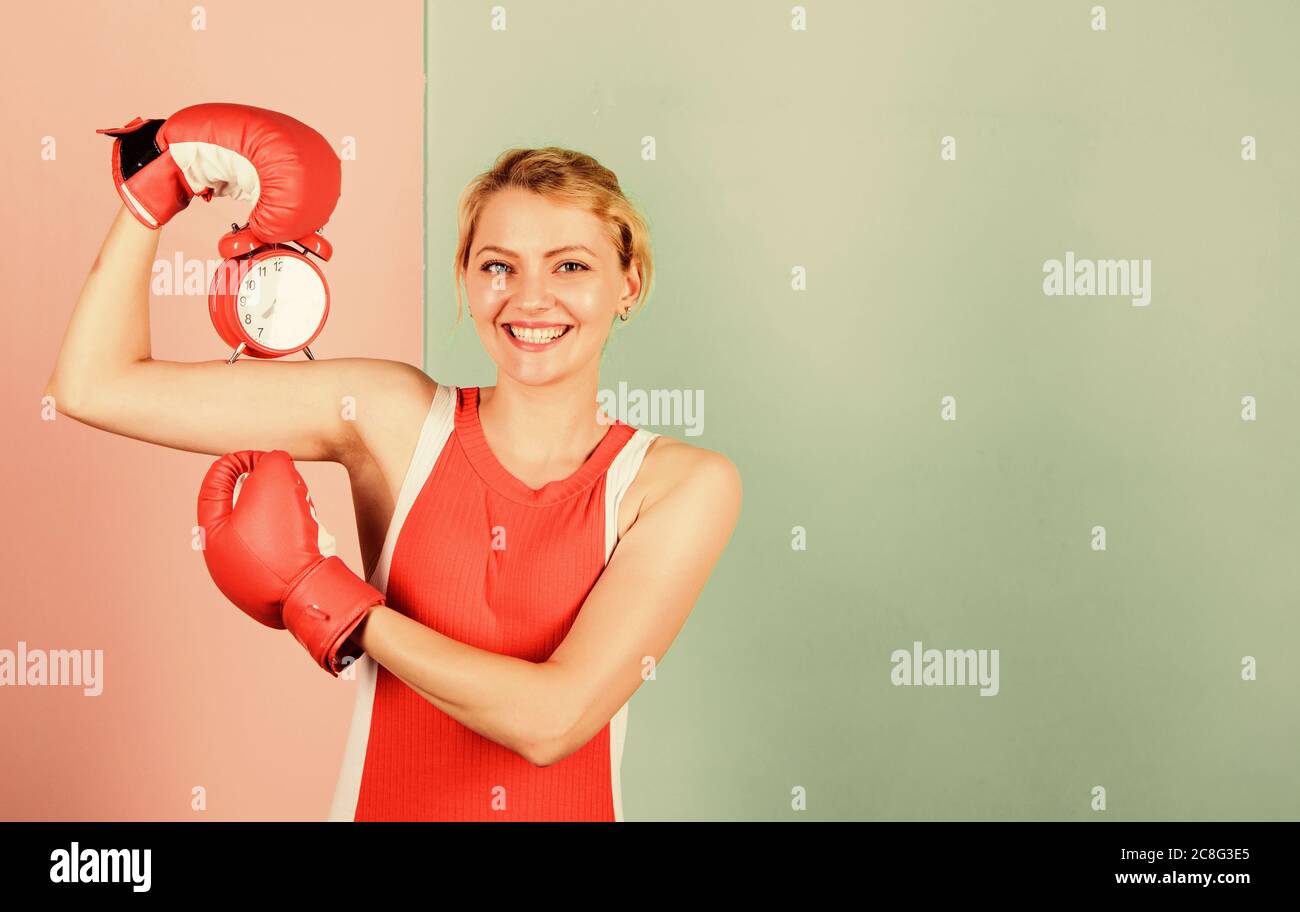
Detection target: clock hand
<box><xmin>260</xmin><ymin>298</ymin><xmax>277</xmax><ymax>319</ymax></box>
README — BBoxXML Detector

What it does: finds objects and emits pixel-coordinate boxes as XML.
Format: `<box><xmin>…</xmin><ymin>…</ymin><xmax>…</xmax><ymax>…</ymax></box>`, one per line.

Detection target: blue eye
<box><xmin>481</xmin><ymin>260</ymin><xmax>589</xmax><ymax>275</ymax></box>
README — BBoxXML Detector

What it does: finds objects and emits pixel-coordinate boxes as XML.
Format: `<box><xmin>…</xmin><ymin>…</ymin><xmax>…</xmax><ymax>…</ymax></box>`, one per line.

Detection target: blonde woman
<box><xmin>48</xmin><ymin>142</ymin><xmax>742</xmax><ymax>821</ymax></box>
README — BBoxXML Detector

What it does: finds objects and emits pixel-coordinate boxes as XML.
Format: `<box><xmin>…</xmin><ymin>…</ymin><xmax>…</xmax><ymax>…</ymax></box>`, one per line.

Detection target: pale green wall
<box><xmin>425</xmin><ymin>0</ymin><xmax>1300</xmax><ymax>820</ymax></box>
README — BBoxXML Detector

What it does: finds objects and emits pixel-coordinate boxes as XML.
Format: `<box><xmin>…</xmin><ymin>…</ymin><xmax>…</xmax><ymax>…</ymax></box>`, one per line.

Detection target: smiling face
<box><xmin>463</xmin><ymin>187</ymin><xmax>641</xmax><ymax>386</ymax></box>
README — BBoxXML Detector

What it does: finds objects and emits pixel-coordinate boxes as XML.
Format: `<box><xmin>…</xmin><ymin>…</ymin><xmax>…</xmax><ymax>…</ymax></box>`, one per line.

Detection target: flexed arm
<box><xmin>45</xmin><ymin>104</ymin><xmax>424</xmax><ymax>465</ymax></box>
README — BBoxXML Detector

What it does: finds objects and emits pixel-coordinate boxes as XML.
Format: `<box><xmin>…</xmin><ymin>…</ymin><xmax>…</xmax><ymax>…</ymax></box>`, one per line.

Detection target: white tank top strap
<box><xmin>603</xmin><ymin>428</ymin><xmax>660</xmax><ymax>564</ymax></box>
<box><xmin>366</xmin><ymin>382</ymin><xmax>456</xmax><ymax>592</ymax></box>
<box><xmin>601</xmin><ymin>425</ymin><xmax>659</xmax><ymax>823</ymax></box>
<box><xmin>331</xmin><ymin>381</ymin><xmax>454</xmax><ymax>823</ymax></box>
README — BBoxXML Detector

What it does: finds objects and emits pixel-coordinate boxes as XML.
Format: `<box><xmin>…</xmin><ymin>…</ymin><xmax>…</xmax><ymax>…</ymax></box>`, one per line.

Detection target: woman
<box><xmin>46</xmin><ymin>146</ymin><xmax>742</xmax><ymax>821</ymax></box>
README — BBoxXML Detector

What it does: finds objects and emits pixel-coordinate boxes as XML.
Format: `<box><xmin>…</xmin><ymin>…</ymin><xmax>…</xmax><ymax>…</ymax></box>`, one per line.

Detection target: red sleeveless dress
<box><xmin>329</xmin><ymin>384</ymin><xmax>659</xmax><ymax>821</ymax></box>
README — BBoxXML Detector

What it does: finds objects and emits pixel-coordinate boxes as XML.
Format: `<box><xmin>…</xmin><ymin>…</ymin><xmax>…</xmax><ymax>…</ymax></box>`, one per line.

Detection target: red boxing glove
<box><xmin>96</xmin><ymin>102</ymin><xmax>341</xmax><ymax>251</ymax></box>
<box><xmin>197</xmin><ymin>450</ymin><xmax>382</xmax><ymax>675</ymax></box>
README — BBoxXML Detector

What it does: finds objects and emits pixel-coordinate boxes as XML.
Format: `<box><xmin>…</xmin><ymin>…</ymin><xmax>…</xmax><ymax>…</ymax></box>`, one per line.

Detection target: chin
<box><xmin>496</xmin><ymin>360</ymin><xmax>560</xmax><ymax>387</ymax></box>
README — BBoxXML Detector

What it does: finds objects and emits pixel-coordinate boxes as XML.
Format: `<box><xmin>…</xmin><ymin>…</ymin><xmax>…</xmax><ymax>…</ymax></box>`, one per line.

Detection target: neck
<box><xmin>478</xmin><ymin>370</ymin><xmax>610</xmax><ymax>469</ymax></box>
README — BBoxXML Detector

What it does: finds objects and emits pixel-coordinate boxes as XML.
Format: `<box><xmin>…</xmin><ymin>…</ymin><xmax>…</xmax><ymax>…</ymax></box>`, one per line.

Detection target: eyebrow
<box><xmin>473</xmin><ymin>244</ymin><xmax>599</xmax><ymax>260</ymax></box>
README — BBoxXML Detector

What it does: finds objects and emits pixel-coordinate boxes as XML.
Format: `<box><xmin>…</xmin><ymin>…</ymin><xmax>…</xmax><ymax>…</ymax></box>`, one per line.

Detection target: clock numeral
<box><xmin>256</xmin><ymin>328</ymin><xmax>264</xmax><ymax>337</ymax></box>
<box><xmin>243</xmin><ymin>314</ymin><xmax>252</xmax><ymax>325</ymax></box>
<box><xmin>258</xmin><ymin>265</ymin><xmax>268</xmax><ymax>277</ymax></box>
<box><xmin>244</xmin><ymin>279</ymin><xmax>256</xmax><ymax>291</ymax></box>
<box><xmin>239</xmin><ymin>296</ymin><xmax>246</xmax><ymax>306</ymax></box>
<box><xmin>274</xmin><ymin>259</ymin><xmax>283</xmax><ymax>272</ymax></box>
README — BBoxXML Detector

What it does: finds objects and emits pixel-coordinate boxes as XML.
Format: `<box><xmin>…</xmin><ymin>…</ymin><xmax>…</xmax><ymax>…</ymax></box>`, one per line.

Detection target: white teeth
<box><xmin>508</xmin><ymin>325</ymin><xmax>568</xmax><ymax>343</ymax></box>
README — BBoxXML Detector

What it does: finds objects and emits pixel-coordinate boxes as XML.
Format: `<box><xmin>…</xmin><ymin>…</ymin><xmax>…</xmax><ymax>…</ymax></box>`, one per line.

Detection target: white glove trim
<box><xmin>119</xmin><ymin>183</ymin><xmax>159</xmax><ymax>227</ymax></box>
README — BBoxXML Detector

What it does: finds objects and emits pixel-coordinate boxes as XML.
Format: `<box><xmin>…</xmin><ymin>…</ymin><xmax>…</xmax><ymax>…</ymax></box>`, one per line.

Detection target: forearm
<box><xmin>356</xmin><ymin>606</ymin><xmax>574</xmax><ymax>766</ymax></box>
<box><xmin>46</xmin><ymin>205</ymin><xmax>158</xmax><ymax>407</ymax></box>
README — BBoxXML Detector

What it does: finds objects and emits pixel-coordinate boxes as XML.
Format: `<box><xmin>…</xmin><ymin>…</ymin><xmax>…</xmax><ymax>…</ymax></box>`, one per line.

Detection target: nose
<box><xmin>515</xmin><ymin>266</ymin><xmax>555</xmax><ymax>312</ymax></box>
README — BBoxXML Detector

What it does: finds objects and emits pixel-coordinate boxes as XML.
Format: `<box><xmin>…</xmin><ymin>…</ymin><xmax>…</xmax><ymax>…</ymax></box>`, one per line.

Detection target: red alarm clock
<box><xmin>208</xmin><ymin>225</ymin><xmax>333</xmax><ymax>362</ymax></box>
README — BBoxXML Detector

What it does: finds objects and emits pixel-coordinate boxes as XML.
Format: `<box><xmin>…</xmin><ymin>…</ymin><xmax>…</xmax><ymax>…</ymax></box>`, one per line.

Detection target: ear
<box><xmin>621</xmin><ymin>257</ymin><xmax>644</xmax><ymax>308</ymax></box>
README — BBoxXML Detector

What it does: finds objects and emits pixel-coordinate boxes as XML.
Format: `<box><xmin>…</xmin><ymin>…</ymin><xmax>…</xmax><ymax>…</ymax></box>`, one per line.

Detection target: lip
<box><xmin>501</xmin><ymin>321</ymin><xmax>573</xmax><ymax>352</ymax></box>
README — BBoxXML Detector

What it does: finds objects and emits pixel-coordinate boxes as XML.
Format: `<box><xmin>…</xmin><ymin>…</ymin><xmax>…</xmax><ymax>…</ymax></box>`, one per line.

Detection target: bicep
<box><xmin>59</xmin><ymin>356</ymin><xmax>431</xmax><ymax>463</ymax></box>
<box><xmin>546</xmin><ymin>451</ymin><xmax>743</xmax><ymax>744</ymax></box>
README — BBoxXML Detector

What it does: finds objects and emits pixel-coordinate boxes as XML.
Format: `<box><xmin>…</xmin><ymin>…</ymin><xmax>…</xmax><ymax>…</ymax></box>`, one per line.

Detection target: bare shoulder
<box><xmin>329</xmin><ymin>358</ymin><xmax>438</xmax><ymax>468</ymax></box>
<box><xmin>322</xmin><ymin>359</ymin><xmax>438</xmax><ymax>574</ymax></box>
<box><xmin>636</xmin><ymin>435</ymin><xmax>742</xmax><ymax>518</ymax></box>
<box><xmin>613</xmin><ymin>434</ymin><xmax>742</xmax><ymax>572</ymax></box>
<box><xmin>330</xmin><ymin>357</ymin><xmax>437</xmax><ymax>404</ymax></box>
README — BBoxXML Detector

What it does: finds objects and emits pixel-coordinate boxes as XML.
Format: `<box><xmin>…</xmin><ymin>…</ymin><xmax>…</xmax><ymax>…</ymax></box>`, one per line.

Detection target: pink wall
<box><xmin>0</xmin><ymin>1</ymin><xmax>424</xmax><ymax>819</ymax></box>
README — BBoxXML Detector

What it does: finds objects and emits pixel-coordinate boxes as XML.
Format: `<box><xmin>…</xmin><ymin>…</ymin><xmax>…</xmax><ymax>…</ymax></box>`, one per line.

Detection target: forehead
<box><xmin>476</xmin><ymin>188</ymin><xmax>613</xmax><ymax>253</ymax></box>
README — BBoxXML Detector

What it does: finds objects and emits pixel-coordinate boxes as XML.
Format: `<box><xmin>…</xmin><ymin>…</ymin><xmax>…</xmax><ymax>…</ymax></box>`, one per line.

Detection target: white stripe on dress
<box><xmin>327</xmin><ymin>383</ymin><xmax>455</xmax><ymax>822</ymax></box>
<box><xmin>602</xmin><ymin>428</ymin><xmax>661</xmax><ymax>823</ymax></box>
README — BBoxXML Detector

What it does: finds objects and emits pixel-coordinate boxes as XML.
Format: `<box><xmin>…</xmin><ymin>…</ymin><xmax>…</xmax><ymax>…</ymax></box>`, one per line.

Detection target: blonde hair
<box><xmin>453</xmin><ymin>147</ymin><xmax>653</xmax><ymax>322</ymax></box>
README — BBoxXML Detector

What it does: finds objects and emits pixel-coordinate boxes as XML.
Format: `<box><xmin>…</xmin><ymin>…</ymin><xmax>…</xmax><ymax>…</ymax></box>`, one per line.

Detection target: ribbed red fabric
<box><xmin>352</xmin><ymin>387</ymin><xmax>638</xmax><ymax>821</ymax></box>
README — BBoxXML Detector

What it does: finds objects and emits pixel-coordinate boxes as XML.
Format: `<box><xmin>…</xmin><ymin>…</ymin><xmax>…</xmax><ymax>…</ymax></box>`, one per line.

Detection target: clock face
<box><xmin>234</xmin><ymin>254</ymin><xmax>327</xmax><ymax>351</ymax></box>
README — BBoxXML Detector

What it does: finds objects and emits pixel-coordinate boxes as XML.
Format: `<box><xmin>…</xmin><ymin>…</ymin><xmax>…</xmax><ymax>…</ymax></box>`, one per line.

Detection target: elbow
<box><xmin>42</xmin><ymin>375</ymin><xmax>73</xmax><ymax>416</ymax></box>
<box><xmin>45</xmin><ymin>360</ymin><xmax>134</xmax><ymax>421</ymax></box>
<box><xmin>518</xmin><ymin>702</ymin><xmax>583</xmax><ymax>769</ymax></box>
<box><xmin>521</xmin><ymin>743</ymin><xmax>557</xmax><ymax>769</ymax></box>
<box><xmin>524</xmin><ymin>739</ymin><xmax>570</xmax><ymax>770</ymax></box>
<box><xmin>524</xmin><ymin>743</ymin><xmax>573</xmax><ymax>770</ymax></box>
<box><xmin>519</xmin><ymin>727</ymin><xmax>568</xmax><ymax>770</ymax></box>
<box><xmin>43</xmin><ymin>375</ymin><xmax>91</xmax><ymax>420</ymax></box>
